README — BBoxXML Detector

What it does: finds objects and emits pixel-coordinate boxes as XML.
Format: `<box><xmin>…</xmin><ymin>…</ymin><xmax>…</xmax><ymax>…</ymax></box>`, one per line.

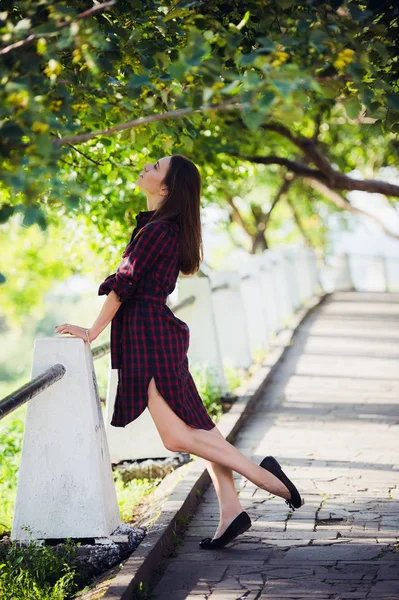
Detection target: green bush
<box><xmin>0</xmin><ymin>408</ymin><xmax>25</xmax><ymax>535</ymax></box>
<box><xmin>0</xmin><ymin>536</ymin><xmax>79</xmax><ymax>600</ymax></box>
<box><xmin>191</xmin><ymin>362</ymin><xmax>224</xmax><ymax>422</ymax></box>
<box><xmin>113</xmin><ymin>472</ymin><xmax>161</xmax><ymax>522</ymax></box>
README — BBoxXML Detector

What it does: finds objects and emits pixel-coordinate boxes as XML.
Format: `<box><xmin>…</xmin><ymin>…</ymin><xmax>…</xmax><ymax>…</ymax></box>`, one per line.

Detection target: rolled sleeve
<box><xmin>98</xmin><ymin>221</ymin><xmax>171</xmax><ymax>302</ymax></box>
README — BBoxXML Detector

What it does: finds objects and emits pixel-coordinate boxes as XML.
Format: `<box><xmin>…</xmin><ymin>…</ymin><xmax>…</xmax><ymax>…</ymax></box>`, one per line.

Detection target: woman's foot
<box><xmin>260</xmin><ymin>456</ymin><xmax>303</xmax><ymax>510</ymax></box>
<box><xmin>199</xmin><ymin>511</ymin><xmax>252</xmax><ymax>549</ymax></box>
<box><xmin>213</xmin><ymin>510</ymin><xmax>244</xmax><ymax>540</ymax></box>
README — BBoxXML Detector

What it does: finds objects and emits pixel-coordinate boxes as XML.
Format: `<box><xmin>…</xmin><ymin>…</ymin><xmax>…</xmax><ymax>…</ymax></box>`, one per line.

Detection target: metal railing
<box><xmin>0</xmin><ymin>365</ymin><xmax>66</xmax><ymax>421</ymax></box>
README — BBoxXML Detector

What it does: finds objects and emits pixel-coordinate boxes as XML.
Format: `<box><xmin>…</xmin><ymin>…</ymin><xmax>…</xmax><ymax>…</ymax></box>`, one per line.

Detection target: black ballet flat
<box><xmin>260</xmin><ymin>455</ymin><xmax>303</xmax><ymax>510</ymax></box>
<box><xmin>199</xmin><ymin>511</ymin><xmax>251</xmax><ymax>549</ymax></box>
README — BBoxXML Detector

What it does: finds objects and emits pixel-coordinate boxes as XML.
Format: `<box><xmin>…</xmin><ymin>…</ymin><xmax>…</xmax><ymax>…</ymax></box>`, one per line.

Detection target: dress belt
<box><xmin>134</xmin><ymin>293</ymin><xmax>167</xmax><ymax>304</ymax></box>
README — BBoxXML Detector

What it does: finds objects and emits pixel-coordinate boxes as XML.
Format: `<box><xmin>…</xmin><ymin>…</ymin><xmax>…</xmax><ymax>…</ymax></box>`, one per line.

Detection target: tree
<box><xmin>0</xmin><ymin>0</ymin><xmax>398</xmax><ymax>299</ymax></box>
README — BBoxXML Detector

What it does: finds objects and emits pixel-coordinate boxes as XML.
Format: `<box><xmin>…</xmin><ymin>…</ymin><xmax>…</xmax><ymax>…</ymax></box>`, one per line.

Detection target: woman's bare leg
<box><xmin>147</xmin><ymin>377</ymin><xmax>291</xmax><ymax>540</ymax></box>
<box><xmin>202</xmin><ymin>427</ymin><xmax>247</xmax><ymax>539</ymax></box>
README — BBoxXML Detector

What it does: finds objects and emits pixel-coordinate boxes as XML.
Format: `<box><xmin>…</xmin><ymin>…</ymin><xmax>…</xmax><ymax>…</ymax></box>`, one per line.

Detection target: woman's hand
<box><xmin>54</xmin><ymin>323</ymin><xmax>96</xmax><ymax>344</ymax></box>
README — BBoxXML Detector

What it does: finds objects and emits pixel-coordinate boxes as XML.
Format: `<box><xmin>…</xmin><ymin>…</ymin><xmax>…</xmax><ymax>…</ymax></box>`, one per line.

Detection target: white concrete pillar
<box><xmin>260</xmin><ymin>252</ymin><xmax>280</xmax><ymax>337</ymax></box>
<box><xmin>12</xmin><ymin>338</ymin><xmax>121</xmax><ymax>541</ymax></box>
<box><xmin>365</xmin><ymin>255</ymin><xmax>388</xmax><ymax>292</ymax></box>
<box><xmin>268</xmin><ymin>249</ymin><xmax>292</xmax><ymax>328</ymax></box>
<box><xmin>382</xmin><ymin>256</ymin><xmax>389</xmax><ymax>292</ymax></box>
<box><xmin>177</xmin><ymin>275</ymin><xmax>228</xmax><ymax>394</ymax></box>
<box><xmin>245</xmin><ymin>255</ymin><xmax>272</xmax><ymax>348</ymax></box>
<box><xmin>232</xmin><ymin>257</ymin><xmax>270</xmax><ymax>356</ymax></box>
<box><xmin>105</xmin><ymin>364</ymin><xmax>175</xmax><ymax>463</ymax></box>
<box><xmin>333</xmin><ymin>253</ymin><xmax>355</xmax><ymax>291</ymax></box>
<box><xmin>282</xmin><ymin>247</ymin><xmax>301</xmax><ymax>311</ymax></box>
<box><xmin>307</xmin><ymin>248</ymin><xmax>320</xmax><ymax>295</ymax></box>
<box><xmin>209</xmin><ymin>270</ymin><xmax>253</xmax><ymax>369</ymax></box>
<box><xmin>296</xmin><ymin>248</ymin><xmax>311</xmax><ymax>302</ymax></box>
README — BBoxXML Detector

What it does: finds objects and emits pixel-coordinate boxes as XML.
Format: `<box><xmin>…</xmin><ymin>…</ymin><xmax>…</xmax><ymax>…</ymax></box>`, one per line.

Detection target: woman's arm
<box><xmin>89</xmin><ymin>289</ymin><xmax>122</xmax><ymax>341</ymax></box>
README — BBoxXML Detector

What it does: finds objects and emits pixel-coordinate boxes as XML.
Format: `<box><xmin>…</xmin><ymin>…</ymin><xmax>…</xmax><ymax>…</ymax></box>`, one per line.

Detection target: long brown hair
<box><xmin>138</xmin><ymin>154</ymin><xmax>204</xmax><ymax>276</ymax></box>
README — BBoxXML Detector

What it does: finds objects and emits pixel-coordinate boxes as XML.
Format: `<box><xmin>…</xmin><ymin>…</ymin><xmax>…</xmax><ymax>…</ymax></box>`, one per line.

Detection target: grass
<box><xmin>113</xmin><ymin>473</ymin><xmax>161</xmax><ymax>523</ymax></box>
<box><xmin>0</xmin><ymin>536</ymin><xmax>80</xmax><ymax>600</ymax></box>
<box><xmin>0</xmin><ymin>406</ymin><xmax>25</xmax><ymax>535</ymax></box>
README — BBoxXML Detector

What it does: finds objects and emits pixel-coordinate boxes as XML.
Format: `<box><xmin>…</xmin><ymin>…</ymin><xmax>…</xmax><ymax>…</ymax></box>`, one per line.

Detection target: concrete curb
<box><xmin>102</xmin><ymin>293</ymin><xmax>328</xmax><ymax>599</ymax></box>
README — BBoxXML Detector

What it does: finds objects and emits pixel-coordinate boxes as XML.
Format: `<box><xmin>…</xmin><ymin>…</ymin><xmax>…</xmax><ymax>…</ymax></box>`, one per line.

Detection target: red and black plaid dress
<box><xmin>98</xmin><ymin>209</ymin><xmax>216</xmax><ymax>431</ymax></box>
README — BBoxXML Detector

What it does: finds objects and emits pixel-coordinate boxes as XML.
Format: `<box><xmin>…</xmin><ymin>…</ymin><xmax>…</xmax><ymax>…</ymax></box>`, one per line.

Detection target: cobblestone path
<box><xmin>152</xmin><ymin>292</ymin><xmax>399</xmax><ymax>600</ymax></box>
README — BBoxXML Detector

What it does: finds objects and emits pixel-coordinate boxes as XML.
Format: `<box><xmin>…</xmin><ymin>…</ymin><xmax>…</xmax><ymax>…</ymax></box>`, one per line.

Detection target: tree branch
<box><xmin>255</xmin><ymin>174</ymin><xmax>294</xmax><ymax>250</ymax></box>
<box><xmin>305</xmin><ymin>178</ymin><xmax>399</xmax><ymax>241</ymax></box>
<box><xmin>228</xmin><ymin>151</ymin><xmax>331</xmax><ymax>183</ymax></box>
<box><xmin>0</xmin><ymin>0</ymin><xmax>116</xmax><ymax>57</ymax></box>
<box><xmin>67</xmin><ymin>143</ymin><xmax>104</xmax><ymax>165</ymax></box>
<box><xmin>53</xmin><ymin>100</ymin><xmax>250</xmax><ymax>147</ymax></box>
<box><xmin>265</xmin><ymin>174</ymin><xmax>293</xmax><ymax>226</ymax></box>
<box><xmin>286</xmin><ymin>194</ymin><xmax>313</xmax><ymax>247</ymax></box>
<box><xmin>224</xmin><ymin>192</ymin><xmax>253</xmax><ymax>237</ymax></box>
<box><xmin>261</xmin><ymin>123</ymin><xmax>337</xmax><ymax>180</ymax></box>
<box><xmin>231</xmin><ymin>152</ymin><xmax>399</xmax><ymax>197</ymax></box>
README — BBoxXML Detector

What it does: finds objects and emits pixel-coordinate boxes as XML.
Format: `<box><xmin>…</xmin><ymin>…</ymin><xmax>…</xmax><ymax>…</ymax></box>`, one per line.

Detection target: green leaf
<box><xmin>239</xmin><ymin>52</ymin><xmax>258</xmax><ymax>66</ymax></box>
<box><xmin>241</xmin><ymin>109</ymin><xmax>265</xmax><ymax>132</ymax></box>
<box><xmin>255</xmin><ymin>37</ymin><xmax>275</xmax><ymax>52</ymax></box>
<box><xmin>0</xmin><ymin>205</ymin><xmax>14</xmax><ymax>223</ymax></box>
<box><xmin>387</xmin><ymin>93</ymin><xmax>399</xmax><ymax>111</ymax></box>
<box><xmin>0</xmin><ymin>121</ymin><xmax>24</xmax><ymax>140</ymax></box>
<box><xmin>127</xmin><ymin>74</ymin><xmax>151</xmax><ymax>88</ymax></box>
<box><xmin>35</xmin><ymin>133</ymin><xmax>52</xmax><ymax>158</ymax></box>
<box><xmin>342</xmin><ymin>97</ymin><xmax>362</xmax><ymax>120</ymax></box>
<box><xmin>168</xmin><ymin>60</ymin><xmax>188</xmax><ymax>83</ymax></box>
<box><xmin>65</xmin><ymin>194</ymin><xmax>80</xmax><ymax>209</ymax></box>
<box><xmin>271</xmin><ymin>79</ymin><xmax>295</xmax><ymax>97</ymax></box>
<box><xmin>347</xmin><ymin>3</ymin><xmax>372</xmax><ymax>21</ymax></box>
<box><xmin>258</xmin><ymin>91</ymin><xmax>275</xmax><ymax>110</ymax></box>
<box><xmin>22</xmin><ymin>206</ymin><xmax>46</xmax><ymax>228</ymax></box>
<box><xmin>309</xmin><ymin>29</ymin><xmax>329</xmax><ymax>52</ymax></box>
<box><xmin>180</xmin><ymin>135</ymin><xmax>194</xmax><ymax>151</ymax></box>
<box><xmin>99</xmin><ymin>138</ymin><xmax>113</xmax><ymax>147</ymax></box>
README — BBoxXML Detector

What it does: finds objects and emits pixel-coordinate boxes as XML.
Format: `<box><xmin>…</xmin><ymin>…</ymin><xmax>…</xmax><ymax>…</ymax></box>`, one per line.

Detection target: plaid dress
<box><xmin>98</xmin><ymin>209</ymin><xmax>216</xmax><ymax>431</ymax></box>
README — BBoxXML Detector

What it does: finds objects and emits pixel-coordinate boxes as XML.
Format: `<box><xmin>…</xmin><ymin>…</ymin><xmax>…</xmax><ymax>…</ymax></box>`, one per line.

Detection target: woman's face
<box><xmin>137</xmin><ymin>156</ymin><xmax>171</xmax><ymax>196</ymax></box>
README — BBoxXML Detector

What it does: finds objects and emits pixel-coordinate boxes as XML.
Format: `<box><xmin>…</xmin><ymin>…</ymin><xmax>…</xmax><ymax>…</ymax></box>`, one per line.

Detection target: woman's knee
<box><xmin>163</xmin><ymin>435</ymin><xmax>185</xmax><ymax>452</ymax></box>
<box><xmin>163</xmin><ymin>423</ymin><xmax>197</xmax><ymax>453</ymax></box>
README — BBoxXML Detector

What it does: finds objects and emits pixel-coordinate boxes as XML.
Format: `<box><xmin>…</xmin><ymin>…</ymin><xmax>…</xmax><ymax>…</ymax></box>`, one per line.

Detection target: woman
<box><xmin>54</xmin><ymin>154</ymin><xmax>303</xmax><ymax>549</ymax></box>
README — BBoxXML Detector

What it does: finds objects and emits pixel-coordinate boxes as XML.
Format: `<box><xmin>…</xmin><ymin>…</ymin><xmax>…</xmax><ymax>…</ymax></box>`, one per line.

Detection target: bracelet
<box><xmin>85</xmin><ymin>328</ymin><xmax>90</xmax><ymax>344</ymax></box>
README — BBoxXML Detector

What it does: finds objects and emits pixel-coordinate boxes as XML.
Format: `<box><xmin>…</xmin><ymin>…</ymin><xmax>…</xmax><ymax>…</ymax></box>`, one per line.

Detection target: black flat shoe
<box><xmin>199</xmin><ymin>511</ymin><xmax>251</xmax><ymax>549</ymax></box>
<box><xmin>260</xmin><ymin>455</ymin><xmax>303</xmax><ymax>510</ymax></box>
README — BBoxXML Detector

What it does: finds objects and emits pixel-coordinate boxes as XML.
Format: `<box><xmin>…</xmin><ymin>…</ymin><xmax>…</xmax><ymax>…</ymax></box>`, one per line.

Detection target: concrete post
<box><xmin>232</xmin><ymin>258</ymin><xmax>270</xmax><ymax>357</ymax></box>
<box><xmin>105</xmin><ymin>363</ymin><xmax>175</xmax><ymax>463</ymax></box>
<box><xmin>260</xmin><ymin>252</ymin><xmax>280</xmax><ymax>337</ymax></box>
<box><xmin>209</xmin><ymin>270</ymin><xmax>253</xmax><ymax>369</ymax></box>
<box><xmin>296</xmin><ymin>248</ymin><xmax>311</xmax><ymax>302</ymax></box>
<box><xmin>333</xmin><ymin>253</ymin><xmax>355</xmax><ymax>291</ymax></box>
<box><xmin>12</xmin><ymin>338</ymin><xmax>121</xmax><ymax>541</ymax></box>
<box><xmin>268</xmin><ymin>249</ymin><xmax>292</xmax><ymax>329</ymax></box>
<box><xmin>382</xmin><ymin>256</ymin><xmax>389</xmax><ymax>292</ymax></box>
<box><xmin>307</xmin><ymin>248</ymin><xmax>319</xmax><ymax>296</ymax></box>
<box><xmin>177</xmin><ymin>276</ymin><xmax>227</xmax><ymax>394</ymax></box>
<box><xmin>282</xmin><ymin>247</ymin><xmax>301</xmax><ymax>311</ymax></box>
<box><xmin>366</xmin><ymin>255</ymin><xmax>388</xmax><ymax>292</ymax></box>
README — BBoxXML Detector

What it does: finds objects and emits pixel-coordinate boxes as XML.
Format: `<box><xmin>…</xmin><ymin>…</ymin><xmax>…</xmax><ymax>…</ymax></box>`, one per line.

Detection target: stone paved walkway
<box><xmin>151</xmin><ymin>292</ymin><xmax>399</xmax><ymax>600</ymax></box>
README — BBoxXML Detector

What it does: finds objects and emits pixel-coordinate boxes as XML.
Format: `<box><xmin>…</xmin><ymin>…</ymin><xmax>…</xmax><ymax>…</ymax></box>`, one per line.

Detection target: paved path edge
<box><xmin>102</xmin><ymin>292</ymin><xmax>329</xmax><ymax>600</ymax></box>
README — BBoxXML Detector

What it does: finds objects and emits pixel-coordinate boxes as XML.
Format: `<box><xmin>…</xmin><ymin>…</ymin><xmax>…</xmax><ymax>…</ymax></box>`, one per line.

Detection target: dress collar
<box><xmin>136</xmin><ymin>209</ymin><xmax>156</xmax><ymax>222</ymax></box>
<box><xmin>136</xmin><ymin>209</ymin><xmax>180</xmax><ymax>224</ymax></box>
